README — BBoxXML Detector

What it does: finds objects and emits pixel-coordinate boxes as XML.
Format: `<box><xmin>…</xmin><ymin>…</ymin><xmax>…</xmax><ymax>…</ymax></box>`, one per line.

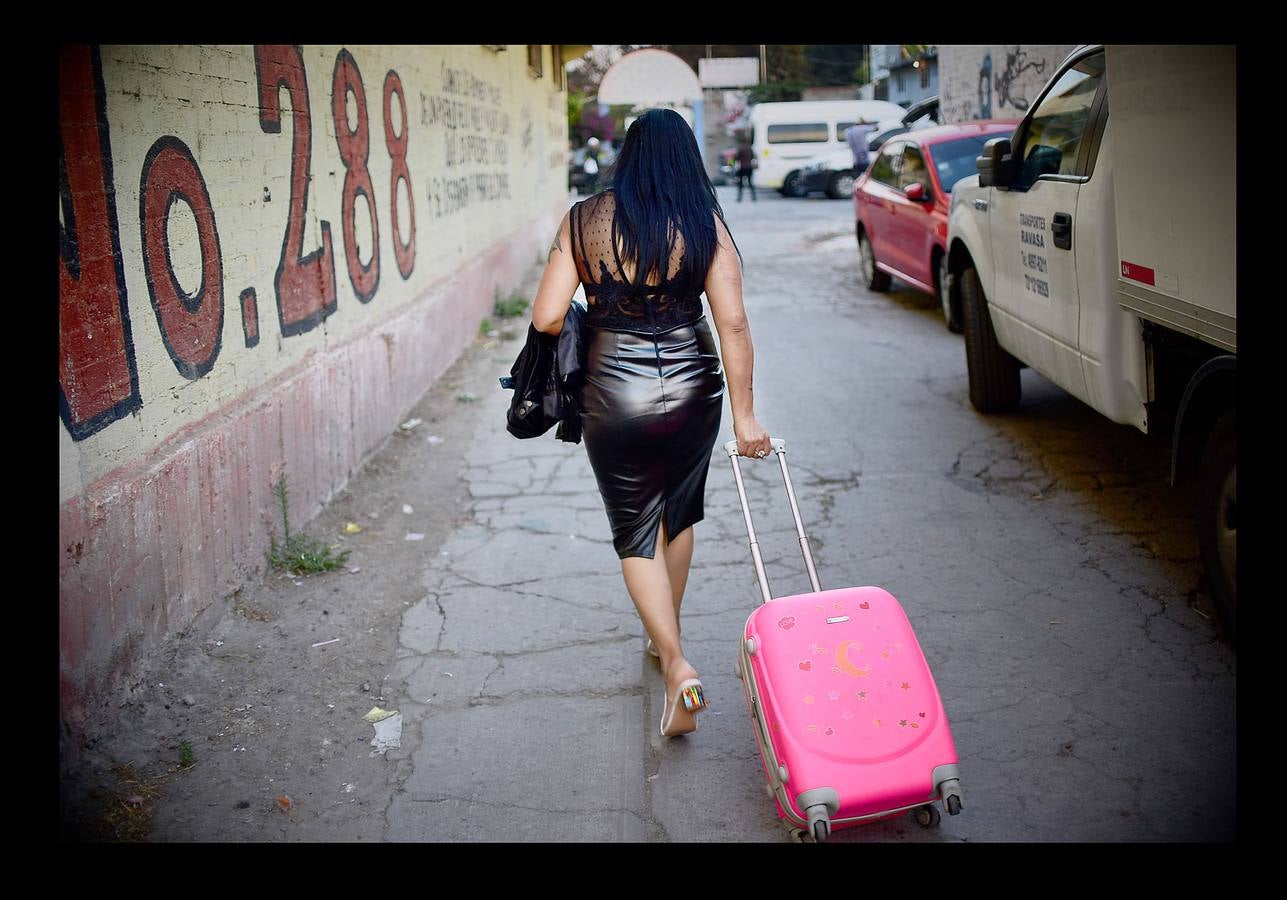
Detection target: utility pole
<box><xmin>759</xmin><ymin>45</ymin><xmax>767</xmax><ymax>83</ymax></box>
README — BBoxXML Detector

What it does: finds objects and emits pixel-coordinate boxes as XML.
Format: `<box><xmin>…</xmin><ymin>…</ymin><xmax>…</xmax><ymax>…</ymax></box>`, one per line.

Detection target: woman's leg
<box><xmin>621</xmin><ymin>520</ymin><xmax>700</xmax><ymax>696</ymax></box>
<box><xmin>662</xmin><ymin>525</ymin><xmax>694</xmax><ymax>624</ymax></box>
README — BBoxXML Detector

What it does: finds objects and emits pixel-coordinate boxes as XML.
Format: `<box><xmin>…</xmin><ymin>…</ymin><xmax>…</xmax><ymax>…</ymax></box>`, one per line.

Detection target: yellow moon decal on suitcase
<box><xmin>835</xmin><ymin>641</ymin><xmax>872</xmax><ymax>678</ymax></box>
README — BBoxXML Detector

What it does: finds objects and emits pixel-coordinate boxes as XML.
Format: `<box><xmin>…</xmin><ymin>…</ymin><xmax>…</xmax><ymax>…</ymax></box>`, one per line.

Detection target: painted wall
<box><xmin>59</xmin><ymin>44</ymin><xmax>569</xmax><ymax>730</ymax></box>
<box><xmin>938</xmin><ymin>45</ymin><xmax>1078</xmax><ymax>124</ymax></box>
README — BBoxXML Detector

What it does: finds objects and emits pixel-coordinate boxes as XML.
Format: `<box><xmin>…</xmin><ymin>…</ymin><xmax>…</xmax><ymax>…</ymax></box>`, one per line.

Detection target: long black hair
<box><xmin>608</xmin><ymin>108</ymin><xmax>741</xmax><ymax>300</ymax></box>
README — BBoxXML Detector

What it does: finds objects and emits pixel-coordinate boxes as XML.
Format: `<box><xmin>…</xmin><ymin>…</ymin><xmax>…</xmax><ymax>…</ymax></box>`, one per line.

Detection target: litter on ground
<box><xmin>369</xmin><ymin>713</ymin><xmax>403</xmax><ymax>756</ymax></box>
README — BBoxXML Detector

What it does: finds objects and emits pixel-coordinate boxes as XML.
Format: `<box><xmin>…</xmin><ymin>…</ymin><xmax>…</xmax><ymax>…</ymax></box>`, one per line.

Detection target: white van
<box><xmin>750</xmin><ymin>99</ymin><xmax>906</xmax><ymax>195</ymax></box>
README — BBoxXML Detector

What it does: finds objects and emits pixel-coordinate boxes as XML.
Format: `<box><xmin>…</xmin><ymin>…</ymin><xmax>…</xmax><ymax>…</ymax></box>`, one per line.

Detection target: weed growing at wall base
<box><xmin>268</xmin><ymin>475</ymin><xmax>351</xmax><ymax>575</ymax></box>
<box><xmin>493</xmin><ymin>292</ymin><xmax>530</xmax><ymax>318</ymax></box>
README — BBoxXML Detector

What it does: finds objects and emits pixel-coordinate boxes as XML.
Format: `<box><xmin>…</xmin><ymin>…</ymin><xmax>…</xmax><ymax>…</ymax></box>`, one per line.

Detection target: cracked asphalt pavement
<box><xmin>63</xmin><ymin>186</ymin><xmax>1235</xmax><ymax>842</ymax></box>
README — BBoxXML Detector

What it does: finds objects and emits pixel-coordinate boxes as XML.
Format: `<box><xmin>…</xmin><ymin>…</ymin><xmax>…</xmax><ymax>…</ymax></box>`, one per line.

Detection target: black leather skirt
<box><xmin>580</xmin><ymin>316</ymin><xmax>726</xmax><ymax>559</ymax></box>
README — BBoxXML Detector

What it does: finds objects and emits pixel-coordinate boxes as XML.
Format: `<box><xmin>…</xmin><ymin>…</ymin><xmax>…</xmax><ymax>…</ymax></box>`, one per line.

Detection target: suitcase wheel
<box><xmin>946</xmin><ymin>795</ymin><xmax>963</xmax><ymax>816</ymax></box>
<box><xmin>806</xmin><ymin>805</ymin><xmax>831</xmax><ymax>842</ymax></box>
<box><xmin>913</xmin><ymin>804</ymin><xmax>941</xmax><ymax>828</ymax></box>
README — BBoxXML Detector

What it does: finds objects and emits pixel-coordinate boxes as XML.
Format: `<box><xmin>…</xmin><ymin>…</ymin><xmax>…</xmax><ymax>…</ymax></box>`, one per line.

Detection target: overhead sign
<box><xmin>698</xmin><ymin>57</ymin><xmax>760</xmax><ymax>88</ymax></box>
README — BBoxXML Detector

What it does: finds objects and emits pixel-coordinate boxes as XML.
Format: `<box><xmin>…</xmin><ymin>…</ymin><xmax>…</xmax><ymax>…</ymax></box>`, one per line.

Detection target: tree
<box><xmin>566</xmin><ymin>45</ymin><xmax>648</xmax><ymax>97</ymax></box>
<box><xmin>768</xmin><ymin>45</ymin><xmax>810</xmax><ymax>86</ymax></box>
<box><xmin>577</xmin><ymin>102</ymin><xmax>617</xmax><ymax>145</ymax></box>
<box><xmin>803</xmin><ymin>45</ymin><xmax>868</xmax><ymax>86</ymax></box>
<box><xmin>739</xmin><ymin>45</ymin><xmax>811</xmax><ymax>102</ymax></box>
<box><xmin>567</xmin><ymin>91</ymin><xmax>588</xmax><ymax>133</ymax></box>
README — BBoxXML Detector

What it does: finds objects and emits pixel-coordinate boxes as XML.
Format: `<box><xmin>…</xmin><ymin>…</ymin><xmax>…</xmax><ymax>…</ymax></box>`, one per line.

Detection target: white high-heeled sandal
<box><xmin>660</xmin><ymin>678</ymin><xmax>707</xmax><ymax>737</ymax></box>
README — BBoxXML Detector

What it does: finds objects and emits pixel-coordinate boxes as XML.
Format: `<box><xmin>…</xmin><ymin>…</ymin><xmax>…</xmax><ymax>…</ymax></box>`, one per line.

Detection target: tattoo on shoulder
<box><xmin>548</xmin><ymin>234</ymin><xmax>562</xmax><ymax>263</ymax></box>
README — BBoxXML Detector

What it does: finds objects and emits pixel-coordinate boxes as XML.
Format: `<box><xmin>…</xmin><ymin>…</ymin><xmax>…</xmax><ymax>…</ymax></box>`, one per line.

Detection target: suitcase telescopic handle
<box><xmin>724</xmin><ymin>438</ymin><xmax>822</xmax><ymax>605</ymax></box>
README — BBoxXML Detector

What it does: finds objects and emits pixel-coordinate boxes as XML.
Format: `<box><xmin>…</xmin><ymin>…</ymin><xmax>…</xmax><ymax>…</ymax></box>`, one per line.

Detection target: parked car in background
<box><xmin>867</xmin><ymin>95</ymin><xmax>941</xmax><ymax>153</ymax></box>
<box><xmin>853</xmin><ymin>119</ymin><xmax>1019</xmax><ymax>330</ymax></box>
<box><xmin>799</xmin><ymin>147</ymin><xmax>864</xmax><ymax>199</ymax></box>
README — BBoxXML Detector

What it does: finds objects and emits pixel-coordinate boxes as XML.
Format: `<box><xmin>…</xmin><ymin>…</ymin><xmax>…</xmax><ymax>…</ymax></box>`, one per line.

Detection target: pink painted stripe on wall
<box><xmin>59</xmin><ymin>206</ymin><xmax>561</xmax><ymax>728</ymax></box>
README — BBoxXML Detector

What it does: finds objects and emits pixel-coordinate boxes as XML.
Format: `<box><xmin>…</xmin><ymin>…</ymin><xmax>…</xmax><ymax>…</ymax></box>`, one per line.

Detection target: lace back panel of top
<box><xmin>570</xmin><ymin>192</ymin><xmax>704</xmax><ymax>333</ymax></box>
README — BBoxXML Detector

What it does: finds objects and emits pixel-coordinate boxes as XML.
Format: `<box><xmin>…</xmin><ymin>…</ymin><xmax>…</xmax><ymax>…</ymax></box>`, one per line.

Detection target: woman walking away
<box><xmin>529</xmin><ymin>108</ymin><xmax>771</xmax><ymax>738</ymax></box>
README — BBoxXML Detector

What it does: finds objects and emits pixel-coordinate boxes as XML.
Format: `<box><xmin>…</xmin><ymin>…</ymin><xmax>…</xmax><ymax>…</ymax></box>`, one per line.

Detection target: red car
<box><xmin>854</xmin><ymin>120</ymin><xmax>1018</xmax><ymax>331</ymax></box>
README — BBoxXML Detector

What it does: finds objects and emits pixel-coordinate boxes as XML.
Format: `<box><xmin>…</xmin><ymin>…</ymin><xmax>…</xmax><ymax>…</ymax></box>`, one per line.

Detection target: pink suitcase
<box><xmin>726</xmin><ymin>439</ymin><xmax>963</xmax><ymax>842</ymax></box>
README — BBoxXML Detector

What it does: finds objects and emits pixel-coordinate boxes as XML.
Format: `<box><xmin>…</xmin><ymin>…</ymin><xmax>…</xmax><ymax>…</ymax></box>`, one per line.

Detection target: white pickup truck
<box><xmin>945</xmin><ymin>45</ymin><xmax>1236</xmax><ymax>638</ymax></box>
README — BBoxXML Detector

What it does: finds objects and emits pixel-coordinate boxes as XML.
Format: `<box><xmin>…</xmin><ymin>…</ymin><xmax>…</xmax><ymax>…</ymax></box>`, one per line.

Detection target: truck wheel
<box><xmin>939</xmin><ymin>254</ymin><xmax>961</xmax><ymax>333</ymax></box>
<box><xmin>783</xmin><ymin>171</ymin><xmax>805</xmax><ymax>198</ymax></box>
<box><xmin>858</xmin><ymin>230</ymin><xmax>891</xmax><ymax>292</ymax></box>
<box><xmin>961</xmin><ymin>263</ymin><xmax>1020</xmax><ymax>412</ymax></box>
<box><xmin>1198</xmin><ymin>411</ymin><xmax>1236</xmax><ymax>641</ymax></box>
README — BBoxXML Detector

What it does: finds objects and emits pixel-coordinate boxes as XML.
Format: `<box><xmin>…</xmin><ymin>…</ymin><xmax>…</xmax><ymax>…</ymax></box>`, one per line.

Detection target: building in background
<box><xmin>886</xmin><ymin>48</ymin><xmax>938</xmax><ymax>108</ymax></box>
<box><xmin>937</xmin><ymin>45</ymin><xmax>1078</xmax><ymax>123</ymax></box>
<box><xmin>861</xmin><ymin>45</ymin><xmax>901</xmax><ymax>101</ymax></box>
<box><xmin>861</xmin><ymin>45</ymin><xmax>937</xmax><ymax>108</ymax></box>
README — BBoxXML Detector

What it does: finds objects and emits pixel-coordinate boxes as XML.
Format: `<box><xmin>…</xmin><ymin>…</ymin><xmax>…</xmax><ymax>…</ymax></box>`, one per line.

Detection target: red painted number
<box><xmin>58</xmin><ymin>44</ymin><xmax>141</xmax><ymax>440</ymax></box>
<box><xmin>383</xmin><ymin>69</ymin><xmax>415</xmax><ymax>279</ymax></box>
<box><xmin>332</xmin><ymin>49</ymin><xmax>380</xmax><ymax>302</ymax></box>
<box><xmin>139</xmin><ymin>136</ymin><xmax>225</xmax><ymax>379</ymax></box>
<box><xmin>255</xmin><ymin>44</ymin><xmax>337</xmax><ymax>336</ymax></box>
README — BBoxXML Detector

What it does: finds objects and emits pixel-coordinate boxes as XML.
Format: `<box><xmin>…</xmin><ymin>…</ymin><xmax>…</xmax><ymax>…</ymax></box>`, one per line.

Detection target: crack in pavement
<box><xmin>400</xmin><ymin>793</ymin><xmax>651</xmax><ymax>821</ymax></box>
<box><xmin>440</xmin><ymin>573</ymin><xmax>619</xmax><ymax>615</ymax></box>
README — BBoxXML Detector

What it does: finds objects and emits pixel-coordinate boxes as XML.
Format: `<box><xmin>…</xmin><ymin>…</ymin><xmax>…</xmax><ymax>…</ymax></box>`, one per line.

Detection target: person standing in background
<box><xmin>584</xmin><ymin>136</ymin><xmax>602</xmax><ymax>194</ymax></box>
<box><xmin>735</xmin><ymin>134</ymin><xmax>757</xmax><ymax>203</ymax></box>
<box><xmin>845</xmin><ymin>121</ymin><xmax>876</xmax><ymax>174</ymax></box>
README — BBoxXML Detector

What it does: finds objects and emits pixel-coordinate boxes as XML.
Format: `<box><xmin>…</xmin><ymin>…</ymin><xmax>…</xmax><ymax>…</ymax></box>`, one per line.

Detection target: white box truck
<box><xmin>945</xmin><ymin>45</ymin><xmax>1237</xmax><ymax>637</ymax></box>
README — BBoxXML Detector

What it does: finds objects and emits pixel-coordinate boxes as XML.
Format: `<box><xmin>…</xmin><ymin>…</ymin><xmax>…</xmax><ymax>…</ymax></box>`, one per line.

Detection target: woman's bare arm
<box><xmin>705</xmin><ymin>215</ymin><xmax>771</xmax><ymax>458</ymax></box>
<box><xmin>530</xmin><ymin>211</ymin><xmax>579</xmax><ymax>336</ymax></box>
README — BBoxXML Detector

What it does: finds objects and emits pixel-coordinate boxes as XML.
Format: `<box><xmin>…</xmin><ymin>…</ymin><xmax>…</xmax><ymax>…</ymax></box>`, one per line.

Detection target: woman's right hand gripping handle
<box><xmin>706</xmin><ymin>214</ymin><xmax>771</xmax><ymax>460</ymax></box>
<box><xmin>735</xmin><ymin>417</ymin><xmax>772</xmax><ymax>459</ymax></box>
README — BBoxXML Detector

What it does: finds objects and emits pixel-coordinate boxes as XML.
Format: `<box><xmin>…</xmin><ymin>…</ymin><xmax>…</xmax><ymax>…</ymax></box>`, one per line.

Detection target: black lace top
<box><xmin>569</xmin><ymin>191</ymin><xmax>705</xmax><ymax>334</ymax></box>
